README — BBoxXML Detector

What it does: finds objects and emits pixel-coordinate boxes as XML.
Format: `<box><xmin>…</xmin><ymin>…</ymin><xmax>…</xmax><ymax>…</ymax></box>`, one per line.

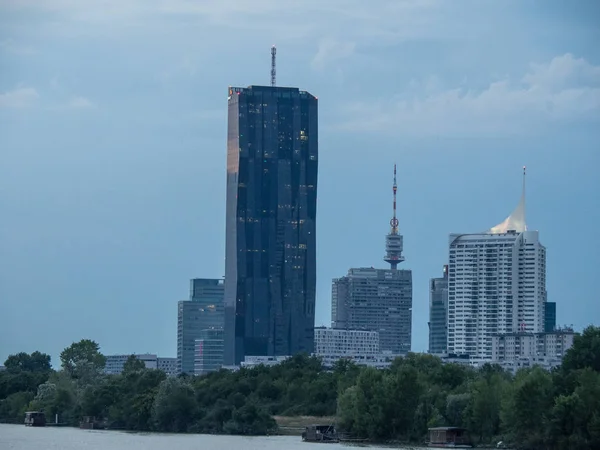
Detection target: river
<box><xmin>0</xmin><ymin>424</ymin><xmax>419</xmax><ymax>449</ymax></box>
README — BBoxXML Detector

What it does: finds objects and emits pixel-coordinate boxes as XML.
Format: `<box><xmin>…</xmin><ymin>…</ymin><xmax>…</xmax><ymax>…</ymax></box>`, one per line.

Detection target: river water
<box><xmin>0</xmin><ymin>424</ymin><xmax>416</xmax><ymax>449</ymax></box>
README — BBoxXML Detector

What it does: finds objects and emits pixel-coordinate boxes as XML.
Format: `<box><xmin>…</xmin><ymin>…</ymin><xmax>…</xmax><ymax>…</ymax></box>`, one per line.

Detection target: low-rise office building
<box><xmin>104</xmin><ymin>353</ymin><xmax>158</xmax><ymax>374</ymax></box>
<box><xmin>314</xmin><ymin>327</ymin><xmax>383</xmax><ymax>367</ymax></box>
<box><xmin>104</xmin><ymin>354</ymin><xmax>177</xmax><ymax>376</ymax></box>
<box><xmin>157</xmin><ymin>357</ymin><xmax>177</xmax><ymax>377</ymax></box>
<box><xmin>240</xmin><ymin>355</ymin><xmax>290</xmax><ymax>368</ymax></box>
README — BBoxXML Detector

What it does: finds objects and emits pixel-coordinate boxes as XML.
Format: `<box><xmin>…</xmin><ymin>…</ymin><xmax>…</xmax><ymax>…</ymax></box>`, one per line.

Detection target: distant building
<box><xmin>314</xmin><ymin>327</ymin><xmax>380</xmax><ymax>367</ymax></box>
<box><xmin>332</xmin><ymin>268</ymin><xmax>412</xmax><ymax>355</ymax></box>
<box><xmin>177</xmin><ymin>278</ymin><xmax>225</xmax><ymax>375</ymax></box>
<box><xmin>104</xmin><ymin>354</ymin><xmax>176</xmax><ymax>375</ymax></box>
<box><xmin>157</xmin><ymin>357</ymin><xmax>177</xmax><ymax>377</ymax></box>
<box><xmin>104</xmin><ymin>354</ymin><xmax>158</xmax><ymax>375</ymax></box>
<box><xmin>331</xmin><ymin>166</ymin><xmax>412</xmax><ymax>355</ymax></box>
<box><xmin>492</xmin><ymin>329</ymin><xmax>576</xmax><ymax>361</ymax></box>
<box><xmin>240</xmin><ymin>355</ymin><xmax>290</xmax><ymax>369</ymax></box>
<box><xmin>428</xmin><ymin>265</ymin><xmax>449</xmax><ymax>354</ymax></box>
<box><xmin>223</xmin><ymin>84</ymin><xmax>318</xmax><ymax>366</ymax></box>
<box><xmin>194</xmin><ymin>328</ymin><xmax>224</xmax><ymax>376</ymax></box>
<box><xmin>490</xmin><ymin>329</ymin><xmax>576</xmax><ymax>374</ymax></box>
<box><xmin>544</xmin><ymin>301</ymin><xmax>556</xmax><ymax>332</ymax></box>
<box><xmin>448</xmin><ymin>168</ymin><xmax>547</xmax><ymax>362</ymax></box>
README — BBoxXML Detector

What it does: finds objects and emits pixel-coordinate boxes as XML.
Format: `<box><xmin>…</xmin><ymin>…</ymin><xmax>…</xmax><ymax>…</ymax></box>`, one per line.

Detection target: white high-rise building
<box><xmin>447</xmin><ymin>168</ymin><xmax>547</xmax><ymax>361</ymax></box>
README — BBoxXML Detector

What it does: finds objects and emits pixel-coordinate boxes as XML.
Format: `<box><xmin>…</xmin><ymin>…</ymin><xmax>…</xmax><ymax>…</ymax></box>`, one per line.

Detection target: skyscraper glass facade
<box><xmin>428</xmin><ymin>265</ymin><xmax>449</xmax><ymax>354</ymax></box>
<box><xmin>224</xmin><ymin>85</ymin><xmax>318</xmax><ymax>365</ymax></box>
<box><xmin>194</xmin><ymin>328</ymin><xmax>225</xmax><ymax>375</ymax></box>
<box><xmin>177</xmin><ymin>278</ymin><xmax>224</xmax><ymax>374</ymax></box>
<box><xmin>544</xmin><ymin>301</ymin><xmax>556</xmax><ymax>332</ymax></box>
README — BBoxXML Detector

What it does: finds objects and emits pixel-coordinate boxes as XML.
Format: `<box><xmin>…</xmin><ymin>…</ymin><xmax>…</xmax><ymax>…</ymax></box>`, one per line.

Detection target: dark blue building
<box><xmin>428</xmin><ymin>265</ymin><xmax>449</xmax><ymax>354</ymax></box>
<box><xmin>545</xmin><ymin>301</ymin><xmax>556</xmax><ymax>332</ymax></box>
<box><xmin>224</xmin><ymin>85</ymin><xmax>318</xmax><ymax>365</ymax></box>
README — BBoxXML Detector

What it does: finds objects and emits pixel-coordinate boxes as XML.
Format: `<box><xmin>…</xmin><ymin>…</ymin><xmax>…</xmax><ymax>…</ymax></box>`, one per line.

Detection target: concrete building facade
<box><xmin>491</xmin><ymin>329</ymin><xmax>576</xmax><ymax>373</ymax></box>
<box><xmin>332</xmin><ymin>268</ymin><xmax>412</xmax><ymax>355</ymax></box>
<box><xmin>157</xmin><ymin>357</ymin><xmax>177</xmax><ymax>377</ymax></box>
<box><xmin>447</xmin><ymin>169</ymin><xmax>547</xmax><ymax>361</ymax></box>
<box><xmin>314</xmin><ymin>327</ymin><xmax>380</xmax><ymax>366</ymax></box>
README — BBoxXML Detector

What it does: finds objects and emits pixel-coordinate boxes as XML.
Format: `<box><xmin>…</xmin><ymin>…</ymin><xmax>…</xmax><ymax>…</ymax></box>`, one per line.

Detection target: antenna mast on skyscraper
<box><xmin>271</xmin><ymin>45</ymin><xmax>276</xmax><ymax>86</ymax></box>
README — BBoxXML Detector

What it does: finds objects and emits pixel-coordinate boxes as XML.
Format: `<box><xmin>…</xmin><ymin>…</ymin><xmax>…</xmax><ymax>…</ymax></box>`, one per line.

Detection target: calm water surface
<box><xmin>0</xmin><ymin>425</ymin><xmax>415</xmax><ymax>449</ymax></box>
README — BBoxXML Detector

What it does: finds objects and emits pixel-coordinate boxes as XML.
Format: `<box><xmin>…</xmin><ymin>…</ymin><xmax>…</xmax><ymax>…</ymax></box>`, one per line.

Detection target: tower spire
<box><xmin>271</xmin><ymin>45</ymin><xmax>276</xmax><ymax>87</ymax></box>
<box><xmin>384</xmin><ymin>164</ymin><xmax>405</xmax><ymax>269</ymax></box>
<box><xmin>522</xmin><ymin>165</ymin><xmax>526</xmax><ymax>222</ymax></box>
<box><xmin>391</xmin><ymin>163</ymin><xmax>398</xmax><ymax>234</ymax></box>
<box><xmin>487</xmin><ymin>166</ymin><xmax>528</xmax><ymax>234</ymax></box>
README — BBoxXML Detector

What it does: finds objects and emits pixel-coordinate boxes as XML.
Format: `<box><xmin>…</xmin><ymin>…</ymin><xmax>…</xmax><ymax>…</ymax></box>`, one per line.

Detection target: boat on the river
<box><xmin>24</xmin><ymin>411</ymin><xmax>46</xmax><ymax>427</ymax></box>
<box><xmin>80</xmin><ymin>416</ymin><xmax>108</xmax><ymax>430</ymax></box>
<box><xmin>427</xmin><ymin>427</ymin><xmax>473</xmax><ymax>448</ymax></box>
<box><xmin>301</xmin><ymin>424</ymin><xmax>339</xmax><ymax>443</ymax></box>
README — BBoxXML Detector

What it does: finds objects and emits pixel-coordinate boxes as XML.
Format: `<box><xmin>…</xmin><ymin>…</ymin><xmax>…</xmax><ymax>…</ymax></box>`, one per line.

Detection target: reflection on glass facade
<box><xmin>177</xmin><ymin>278</ymin><xmax>224</xmax><ymax>374</ymax></box>
<box><xmin>224</xmin><ymin>85</ymin><xmax>318</xmax><ymax>365</ymax></box>
<box><xmin>428</xmin><ymin>265</ymin><xmax>449</xmax><ymax>354</ymax></box>
<box><xmin>544</xmin><ymin>301</ymin><xmax>556</xmax><ymax>332</ymax></box>
<box><xmin>194</xmin><ymin>328</ymin><xmax>224</xmax><ymax>375</ymax></box>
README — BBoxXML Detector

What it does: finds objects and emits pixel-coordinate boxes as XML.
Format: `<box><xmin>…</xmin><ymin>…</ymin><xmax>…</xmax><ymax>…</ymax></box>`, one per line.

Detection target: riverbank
<box><xmin>1</xmin><ymin>424</ymin><xmax>420</xmax><ymax>449</ymax></box>
<box><xmin>273</xmin><ymin>415</ymin><xmax>335</xmax><ymax>435</ymax></box>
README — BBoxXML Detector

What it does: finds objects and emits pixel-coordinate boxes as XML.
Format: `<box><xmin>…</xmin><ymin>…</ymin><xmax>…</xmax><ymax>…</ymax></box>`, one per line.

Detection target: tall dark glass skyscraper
<box><xmin>428</xmin><ymin>265</ymin><xmax>449</xmax><ymax>354</ymax></box>
<box><xmin>224</xmin><ymin>85</ymin><xmax>318</xmax><ymax>365</ymax></box>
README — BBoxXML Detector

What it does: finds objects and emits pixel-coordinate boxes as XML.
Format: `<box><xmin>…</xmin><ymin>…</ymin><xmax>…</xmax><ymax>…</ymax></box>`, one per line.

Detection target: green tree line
<box><xmin>1</xmin><ymin>326</ymin><xmax>599</xmax><ymax>449</ymax></box>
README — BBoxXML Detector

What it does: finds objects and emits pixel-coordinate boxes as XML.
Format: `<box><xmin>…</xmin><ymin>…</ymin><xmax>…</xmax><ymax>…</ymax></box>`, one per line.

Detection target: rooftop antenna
<box><xmin>271</xmin><ymin>45</ymin><xmax>276</xmax><ymax>87</ymax></box>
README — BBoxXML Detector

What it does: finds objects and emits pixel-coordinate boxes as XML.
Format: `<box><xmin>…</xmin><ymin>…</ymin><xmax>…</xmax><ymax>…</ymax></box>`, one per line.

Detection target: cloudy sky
<box><xmin>1</xmin><ymin>0</ymin><xmax>599</xmax><ymax>365</ymax></box>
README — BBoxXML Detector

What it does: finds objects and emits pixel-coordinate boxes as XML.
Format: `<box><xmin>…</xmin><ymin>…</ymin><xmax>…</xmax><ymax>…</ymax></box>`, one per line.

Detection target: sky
<box><xmin>0</xmin><ymin>0</ymin><xmax>599</xmax><ymax>366</ymax></box>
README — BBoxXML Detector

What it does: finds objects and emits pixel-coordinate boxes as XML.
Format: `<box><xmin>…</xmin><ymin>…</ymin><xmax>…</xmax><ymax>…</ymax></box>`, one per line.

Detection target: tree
<box><xmin>223</xmin><ymin>402</ymin><xmax>277</xmax><ymax>435</ymax></box>
<box><xmin>467</xmin><ymin>372</ymin><xmax>506</xmax><ymax>443</ymax></box>
<box><xmin>33</xmin><ymin>382</ymin><xmax>57</xmax><ymax>405</ymax></box>
<box><xmin>123</xmin><ymin>355</ymin><xmax>146</xmax><ymax>374</ymax></box>
<box><xmin>548</xmin><ymin>368</ymin><xmax>600</xmax><ymax>449</ymax></box>
<box><xmin>152</xmin><ymin>377</ymin><xmax>198</xmax><ymax>432</ymax></box>
<box><xmin>561</xmin><ymin>326</ymin><xmax>600</xmax><ymax>373</ymax></box>
<box><xmin>4</xmin><ymin>351</ymin><xmax>51</xmax><ymax>373</ymax></box>
<box><xmin>501</xmin><ymin>367</ymin><xmax>553</xmax><ymax>448</ymax></box>
<box><xmin>60</xmin><ymin>339</ymin><xmax>106</xmax><ymax>382</ymax></box>
<box><xmin>0</xmin><ymin>391</ymin><xmax>34</xmax><ymax>422</ymax></box>
<box><xmin>446</xmin><ymin>393</ymin><xmax>470</xmax><ymax>427</ymax></box>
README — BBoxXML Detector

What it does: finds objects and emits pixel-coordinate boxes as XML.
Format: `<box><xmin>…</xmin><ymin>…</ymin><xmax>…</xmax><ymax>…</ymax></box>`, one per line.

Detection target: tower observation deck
<box><xmin>384</xmin><ymin>164</ymin><xmax>405</xmax><ymax>269</ymax></box>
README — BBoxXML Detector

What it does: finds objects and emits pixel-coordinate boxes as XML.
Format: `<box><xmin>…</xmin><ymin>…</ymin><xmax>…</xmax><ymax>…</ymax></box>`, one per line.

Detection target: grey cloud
<box><xmin>335</xmin><ymin>54</ymin><xmax>600</xmax><ymax>136</ymax></box>
<box><xmin>0</xmin><ymin>86</ymin><xmax>39</xmax><ymax>108</ymax></box>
